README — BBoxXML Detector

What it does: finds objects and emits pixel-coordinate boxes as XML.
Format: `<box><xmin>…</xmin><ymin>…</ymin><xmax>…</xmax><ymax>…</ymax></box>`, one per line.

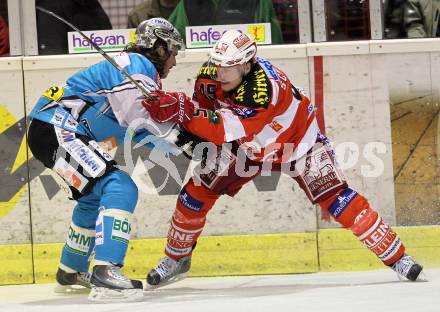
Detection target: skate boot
<box><xmin>391</xmin><ymin>255</ymin><xmax>425</xmax><ymax>281</ymax></box>
<box><xmin>54</xmin><ymin>267</ymin><xmax>91</xmax><ymax>293</ymax></box>
<box><xmin>146</xmin><ymin>255</ymin><xmax>191</xmax><ymax>289</ymax></box>
<box><xmin>88</xmin><ymin>264</ymin><xmax>143</xmax><ymax>302</ymax></box>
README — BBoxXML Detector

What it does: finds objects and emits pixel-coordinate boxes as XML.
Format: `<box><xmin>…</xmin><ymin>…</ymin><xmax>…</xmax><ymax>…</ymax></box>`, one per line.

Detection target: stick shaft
<box><xmin>36</xmin><ymin>6</ymin><xmax>155</xmax><ymax>100</ymax></box>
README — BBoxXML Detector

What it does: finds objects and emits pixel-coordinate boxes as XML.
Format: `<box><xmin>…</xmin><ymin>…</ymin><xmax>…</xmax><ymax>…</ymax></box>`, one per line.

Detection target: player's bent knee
<box><xmin>99</xmin><ymin>170</ymin><xmax>138</xmax><ymax>213</ymax></box>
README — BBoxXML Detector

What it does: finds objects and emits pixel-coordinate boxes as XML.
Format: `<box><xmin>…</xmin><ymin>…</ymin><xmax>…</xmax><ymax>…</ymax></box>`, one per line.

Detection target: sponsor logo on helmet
<box><xmin>233</xmin><ymin>33</ymin><xmax>250</xmax><ymax>49</ymax></box>
<box><xmin>215</xmin><ymin>42</ymin><xmax>229</xmax><ymax>54</ymax></box>
<box><xmin>148</xmin><ymin>17</ymin><xmax>173</xmax><ymax>29</ymax></box>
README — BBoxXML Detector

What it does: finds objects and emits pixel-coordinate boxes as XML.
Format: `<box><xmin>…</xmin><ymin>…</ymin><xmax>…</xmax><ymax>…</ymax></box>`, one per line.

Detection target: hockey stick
<box><xmin>36</xmin><ymin>6</ymin><xmax>156</xmax><ymax>100</ymax></box>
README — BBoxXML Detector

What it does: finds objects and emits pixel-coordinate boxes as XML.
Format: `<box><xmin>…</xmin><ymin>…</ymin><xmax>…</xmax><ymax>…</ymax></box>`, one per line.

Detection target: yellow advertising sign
<box><xmin>247</xmin><ymin>24</ymin><xmax>266</xmax><ymax>43</ymax></box>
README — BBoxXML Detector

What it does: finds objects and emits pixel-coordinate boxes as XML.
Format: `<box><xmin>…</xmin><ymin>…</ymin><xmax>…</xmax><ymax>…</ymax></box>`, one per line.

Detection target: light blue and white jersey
<box><xmin>29</xmin><ymin>52</ymin><xmax>177</xmax><ymax>152</ymax></box>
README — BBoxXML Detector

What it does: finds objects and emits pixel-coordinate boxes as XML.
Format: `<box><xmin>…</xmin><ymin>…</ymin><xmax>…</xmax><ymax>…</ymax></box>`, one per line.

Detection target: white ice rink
<box><xmin>0</xmin><ymin>269</ymin><xmax>439</xmax><ymax>312</ymax></box>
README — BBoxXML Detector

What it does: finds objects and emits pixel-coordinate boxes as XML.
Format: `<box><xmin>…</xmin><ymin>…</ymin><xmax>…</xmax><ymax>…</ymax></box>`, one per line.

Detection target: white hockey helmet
<box><xmin>208</xmin><ymin>30</ymin><xmax>257</xmax><ymax>67</ymax></box>
<box><xmin>135</xmin><ymin>18</ymin><xmax>184</xmax><ymax>54</ymax></box>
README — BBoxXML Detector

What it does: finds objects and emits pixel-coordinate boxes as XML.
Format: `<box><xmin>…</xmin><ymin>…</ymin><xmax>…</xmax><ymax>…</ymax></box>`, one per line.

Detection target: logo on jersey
<box><xmin>58</xmin><ymin>128</ymin><xmax>75</xmax><ymax>143</ymax></box>
<box><xmin>307</xmin><ymin>103</ymin><xmax>314</xmax><ymax>117</ymax></box>
<box><xmin>80</xmin><ymin>118</ymin><xmax>91</xmax><ymax>132</ymax></box>
<box><xmin>230</xmin><ymin>106</ymin><xmax>257</xmax><ymax>118</ymax></box>
<box><xmin>234</xmin><ymin>68</ymin><xmax>270</xmax><ymax>108</ymax></box>
<box><xmin>252</xmin><ymin>69</ymin><xmax>270</xmax><ymax>106</ymax></box>
<box><xmin>88</xmin><ymin>140</ymin><xmax>113</xmax><ymax>162</ymax></box>
<box><xmin>302</xmin><ymin>144</ymin><xmax>345</xmax><ymax>201</ymax></box>
<box><xmin>257</xmin><ymin>57</ymin><xmax>279</xmax><ymax>80</ymax></box>
<box><xmin>269</xmin><ymin>120</ymin><xmax>283</xmax><ymax>132</ymax></box>
<box><xmin>179</xmin><ymin>189</ymin><xmax>204</xmax><ymax>211</ymax></box>
<box><xmin>53</xmin><ymin>158</ymin><xmax>88</xmax><ymax>192</ymax></box>
<box><xmin>65</xmin><ymin>139</ymin><xmax>106</xmax><ymax>177</ymax></box>
<box><xmin>100</xmin><ymin>137</ymin><xmax>117</xmax><ymax>151</ymax></box>
<box><xmin>43</xmin><ymin>86</ymin><xmax>64</xmax><ymax>102</ymax></box>
<box><xmin>208</xmin><ymin>111</ymin><xmax>220</xmax><ymax>124</ymax></box>
<box><xmin>64</xmin><ymin>115</ymin><xmax>78</xmax><ymax>132</ymax></box>
<box><xmin>50</xmin><ymin>108</ymin><xmax>66</xmax><ymax>127</ymax></box>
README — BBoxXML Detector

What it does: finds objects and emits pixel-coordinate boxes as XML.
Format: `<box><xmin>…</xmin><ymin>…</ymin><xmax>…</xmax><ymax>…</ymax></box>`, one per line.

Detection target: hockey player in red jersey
<box><xmin>141</xmin><ymin>30</ymin><xmax>424</xmax><ymax>288</ymax></box>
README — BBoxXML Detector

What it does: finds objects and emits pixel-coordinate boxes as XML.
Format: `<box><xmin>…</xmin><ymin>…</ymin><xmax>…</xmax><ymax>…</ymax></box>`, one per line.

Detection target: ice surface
<box><xmin>0</xmin><ymin>269</ymin><xmax>438</xmax><ymax>312</ymax></box>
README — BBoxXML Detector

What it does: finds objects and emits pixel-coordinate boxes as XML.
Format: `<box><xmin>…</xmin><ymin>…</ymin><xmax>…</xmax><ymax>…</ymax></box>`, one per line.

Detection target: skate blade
<box><xmin>88</xmin><ymin>287</ymin><xmax>143</xmax><ymax>303</ymax></box>
<box><xmin>144</xmin><ymin>272</ymin><xmax>188</xmax><ymax>291</ymax></box>
<box><xmin>54</xmin><ymin>284</ymin><xmax>90</xmax><ymax>294</ymax></box>
<box><xmin>396</xmin><ymin>270</ymin><xmax>429</xmax><ymax>282</ymax></box>
<box><xmin>415</xmin><ymin>271</ymin><xmax>429</xmax><ymax>282</ymax></box>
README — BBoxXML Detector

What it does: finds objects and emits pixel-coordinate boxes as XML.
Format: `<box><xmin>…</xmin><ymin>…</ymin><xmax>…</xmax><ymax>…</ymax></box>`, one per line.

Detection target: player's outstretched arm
<box><xmin>142</xmin><ymin>90</ymin><xmax>195</xmax><ymax>124</ymax></box>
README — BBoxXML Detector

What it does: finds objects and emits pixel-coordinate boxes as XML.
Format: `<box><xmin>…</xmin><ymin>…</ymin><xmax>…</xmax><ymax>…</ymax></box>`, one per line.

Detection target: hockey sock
<box><xmin>166</xmin><ymin>179</ymin><xmax>219</xmax><ymax>260</ymax></box>
<box><xmin>94</xmin><ymin>207</ymin><xmax>132</xmax><ymax>266</ymax></box>
<box><xmin>351</xmin><ymin>207</ymin><xmax>404</xmax><ymax>265</ymax></box>
<box><xmin>60</xmin><ymin>222</ymin><xmax>95</xmax><ymax>273</ymax></box>
<box><xmin>320</xmin><ymin>187</ymin><xmax>405</xmax><ymax>266</ymax></box>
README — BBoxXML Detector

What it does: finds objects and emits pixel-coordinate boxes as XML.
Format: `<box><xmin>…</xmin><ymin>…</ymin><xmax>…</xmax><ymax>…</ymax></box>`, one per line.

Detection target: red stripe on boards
<box><xmin>313</xmin><ymin>55</ymin><xmax>325</xmax><ymax>135</ymax></box>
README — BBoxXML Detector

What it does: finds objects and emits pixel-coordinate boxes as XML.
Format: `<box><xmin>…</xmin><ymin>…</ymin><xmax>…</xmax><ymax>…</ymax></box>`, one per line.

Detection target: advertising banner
<box><xmin>68</xmin><ymin>29</ymin><xmax>136</xmax><ymax>54</ymax></box>
<box><xmin>185</xmin><ymin>23</ymin><xmax>272</xmax><ymax>48</ymax></box>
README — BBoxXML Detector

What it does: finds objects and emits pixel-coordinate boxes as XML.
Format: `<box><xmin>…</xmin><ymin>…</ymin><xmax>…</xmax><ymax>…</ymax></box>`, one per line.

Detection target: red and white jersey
<box><xmin>185</xmin><ymin>57</ymin><xmax>319</xmax><ymax>163</ymax></box>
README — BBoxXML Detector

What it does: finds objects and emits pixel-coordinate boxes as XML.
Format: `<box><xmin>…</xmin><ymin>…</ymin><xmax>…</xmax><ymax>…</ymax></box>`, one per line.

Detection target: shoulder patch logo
<box><xmin>269</xmin><ymin>121</ymin><xmax>283</xmax><ymax>132</ymax></box>
<box><xmin>43</xmin><ymin>86</ymin><xmax>64</xmax><ymax>102</ymax></box>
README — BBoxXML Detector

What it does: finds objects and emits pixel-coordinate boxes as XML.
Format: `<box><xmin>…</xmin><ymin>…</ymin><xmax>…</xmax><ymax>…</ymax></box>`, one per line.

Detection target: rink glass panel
<box><xmin>325</xmin><ymin>0</ymin><xmax>371</xmax><ymax>41</ymax></box>
<box><xmin>387</xmin><ymin>52</ymin><xmax>440</xmax><ymax>225</ymax></box>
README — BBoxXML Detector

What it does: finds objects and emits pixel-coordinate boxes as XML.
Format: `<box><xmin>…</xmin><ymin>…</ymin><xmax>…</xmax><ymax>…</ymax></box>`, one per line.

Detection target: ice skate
<box><xmin>88</xmin><ymin>265</ymin><xmax>143</xmax><ymax>302</ymax></box>
<box><xmin>146</xmin><ymin>255</ymin><xmax>191</xmax><ymax>289</ymax></box>
<box><xmin>391</xmin><ymin>255</ymin><xmax>425</xmax><ymax>281</ymax></box>
<box><xmin>54</xmin><ymin>267</ymin><xmax>91</xmax><ymax>293</ymax></box>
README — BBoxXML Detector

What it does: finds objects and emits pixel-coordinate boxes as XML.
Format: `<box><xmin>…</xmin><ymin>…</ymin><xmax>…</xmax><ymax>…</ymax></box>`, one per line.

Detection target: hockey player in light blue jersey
<box><xmin>27</xmin><ymin>18</ymin><xmax>184</xmax><ymax>302</ymax></box>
